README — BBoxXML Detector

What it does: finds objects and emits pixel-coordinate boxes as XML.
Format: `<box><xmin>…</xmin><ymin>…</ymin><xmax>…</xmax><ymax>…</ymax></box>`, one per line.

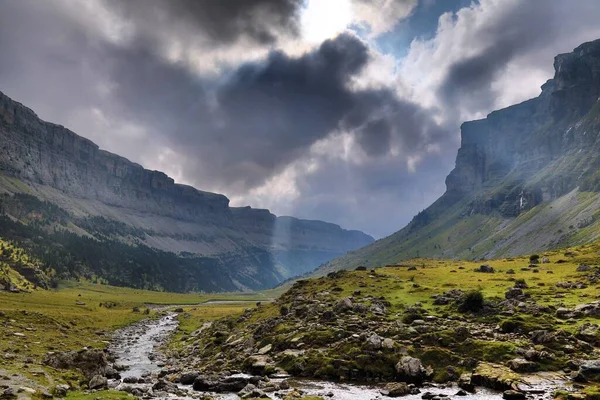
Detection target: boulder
<box><xmin>88</xmin><ymin>375</ymin><xmax>108</xmax><ymax>390</ymax></box>
<box><xmin>335</xmin><ymin>297</ymin><xmax>354</xmax><ymax>313</ymax></box>
<box><xmin>364</xmin><ymin>333</ymin><xmax>382</xmax><ymax>350</ymax></box>
<box><xmin>53</xmin><ymin>384</ymin><xmax>70</xmax><ymax>397</ymax></box>
<box><xmin>476</xmin><ymin>264</ymin><xmax>495</xmax><ymax>273</ymax></box>
<box><xmin>395</xmin><ymin>356</ymin><xmax>430</xmax><ymax>383</ymax></box>
<box><xmin>383</xmin><ymin>382</ymin><xmax>411</xmax><ymax>397</ymax></box>
<box><xmin>576</xmin><ymin>324</ymin><xmax>600</xmax><ymax>345</ymax></box>
<box><xmin>573</xmin><ymin>360</ymin><xmax>600</xmax><ymax>382</ymax></box>
<box><xmin>43</xmin><ymin>349</ymin><xmax>108</xmax><ymax>379</ymax></box>
<box><xmin>505</xmin><ymin>288</ymin><xmax>524</xmax><ymax>299</ymax></box>
<box><xmin>506</xmin><ymin>358</ymin><xmax>539</xmax><ymax>373</ymax></box>
<box><xmin>238</xmin><ymin>383</ymin><xmax>266</xmax><ymax>399</ymax></box>
<box><xmin>179</xmin><ymin>371</ymin><xmax>199</xmax><ymax>385</ymax></box>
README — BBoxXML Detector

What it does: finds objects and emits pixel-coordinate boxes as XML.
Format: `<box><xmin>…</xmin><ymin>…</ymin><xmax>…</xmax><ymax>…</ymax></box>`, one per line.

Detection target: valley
<box><xmin>3</xmin><ymin>242</ymin><xmax>600</xmax><ymax>399</ymax></box>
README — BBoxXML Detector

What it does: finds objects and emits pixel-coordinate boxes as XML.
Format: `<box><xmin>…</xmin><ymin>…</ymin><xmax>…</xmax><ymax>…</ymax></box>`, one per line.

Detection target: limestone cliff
<box><xmin>0</xmin><ymin>91</ymin><xmax>374</xmax><ymax>292</ymax></box>
<box><xmin>319</xmin><ymin>38</ymin><xmax>600</xmax><ymax>274</ymax></box>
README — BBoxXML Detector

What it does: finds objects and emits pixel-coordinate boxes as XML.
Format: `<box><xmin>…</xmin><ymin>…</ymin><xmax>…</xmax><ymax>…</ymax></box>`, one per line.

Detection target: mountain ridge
<box><xmin>0</xmin><ymin>90</ymin><xmax>374</xmax><ymax>292</ymax></box>
<box><xmin>317</xmin><ymin>38</ymin><xmax>600</xmax><ymax>274</ymax></box>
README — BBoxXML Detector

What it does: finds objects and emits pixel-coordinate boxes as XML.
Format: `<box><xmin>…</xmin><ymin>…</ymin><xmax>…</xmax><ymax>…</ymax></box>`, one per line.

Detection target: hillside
<box><xmin>319</xmin><ymin>38</ymin><xmax>600</xmax><ymax>274</ymax></box>
<box><xmin>166</xmin><ymin>242</ymin><xmax>600</xmax><ymax>400</ymax></box>
<box><xmin>0</xmin><ymin>91</ymin><xmax>373</xmax><ymax>292</ymax></box>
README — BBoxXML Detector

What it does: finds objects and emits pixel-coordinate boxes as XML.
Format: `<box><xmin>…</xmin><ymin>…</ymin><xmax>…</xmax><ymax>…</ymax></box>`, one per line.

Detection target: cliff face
<box><xmin>319</xmin><ymin>39</ymin><xmax>600</xmax><ymax>274</ymax></box>
<box><xmin>0</xmin><ymin>91</ymin><xmax>374</xmax><ymax>292</ymax></box>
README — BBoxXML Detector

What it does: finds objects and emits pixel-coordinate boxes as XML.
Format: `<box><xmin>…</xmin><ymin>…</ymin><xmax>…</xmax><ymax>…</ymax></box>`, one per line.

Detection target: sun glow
<box><xmin>301</xmin><ymin>0</ymin><xmax>353</xmax><ymax>43</ymax></box>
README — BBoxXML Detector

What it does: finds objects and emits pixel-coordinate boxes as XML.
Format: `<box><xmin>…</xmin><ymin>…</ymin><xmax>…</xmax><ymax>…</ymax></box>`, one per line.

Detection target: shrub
<box><xmin>458</xmin><ymin>290</ymin><xmax>484</xmax><ymax>313</ymax></box>
<box><xmin>529</xmin><ymin>254</ymin><xmax>540</xmax><ymax>264</ymax></box>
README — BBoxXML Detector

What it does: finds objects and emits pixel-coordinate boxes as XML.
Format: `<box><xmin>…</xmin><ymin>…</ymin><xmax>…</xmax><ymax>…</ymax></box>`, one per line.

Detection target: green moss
<box><xmin>457</xmin><ymin>340</ymin><xmax>516</xmax><ymax>362</ymax></box>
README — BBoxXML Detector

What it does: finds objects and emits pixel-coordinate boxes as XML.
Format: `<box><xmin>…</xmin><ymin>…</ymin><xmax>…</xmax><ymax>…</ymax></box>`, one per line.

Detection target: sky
<box><xmin>1</xmin><ymin>0</ymin><xmax>600</xmax><ymax>238</ymax></box>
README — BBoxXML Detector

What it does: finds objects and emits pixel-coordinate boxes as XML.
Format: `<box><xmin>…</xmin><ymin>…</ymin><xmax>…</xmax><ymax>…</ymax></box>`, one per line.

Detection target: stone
<box><xmin>382</xmin><ymin>338</ymin><xmax>395</xmax><ymax>349</ymax></box>
<box><xmin>574</xmin><ymin>360</ymin><xmax>600</xmax><ymax>382</ymax></box>
<box><xmin>53</xmin><ymin>384</ymin><xmax>70</xmax><ymax>397</ymax></box>
<box><xmin>335</xmin><ymin>297</ymin><xmax>353</xmax><ymax>313</ymax></box>
<box><xmin>364</xmin><ymin>333</ymin><xmax>382</xmax><ymax>350</ymax></box>
<box><xmin>476</xmin><ymin>264</ymin><xmax>495</xmax><ymax>273</ymax></box>
<box><xmin>503</xmin><ymin>390</ymin><xmax>526</xmax><ymax>400</ymax></box>
<box><xmin>395</xmin><ymin>356</ymin><xmax>430</xmax><ymax>383</ymax></box>
<box><xmin>257</xmin><ymin>344</ymin><xmax>272</xmax><ymax>355</ymax></box>
<box><xmin>88</xmin><ymin>375</ymin><xmax>108</xmax><ymax>390</ymax></box>
<box><xmin>179</xmin><ymin>371</ymin><xmax>199</xmax><ymax>385</ymax></box>
<box><xmin>507</xmin><ymin>358</ymin><xmax>539</xmax><ymax>373</ymax></box>
<box><xmin>383</xmin><ymin>382</ymin><xmax>411</xmax><ymax>397</ymax></box>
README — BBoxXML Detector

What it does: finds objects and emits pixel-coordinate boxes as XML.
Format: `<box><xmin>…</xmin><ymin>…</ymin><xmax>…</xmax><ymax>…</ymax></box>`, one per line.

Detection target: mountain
<box><xmin>319</xmin><ymin>38</ymin><xmax>600</xmax><ymax>274</ymax></box>
<box><xmin>0</xmin><ymin>90</ymin><xmax>373</xmax><ymax>292</ymax></box>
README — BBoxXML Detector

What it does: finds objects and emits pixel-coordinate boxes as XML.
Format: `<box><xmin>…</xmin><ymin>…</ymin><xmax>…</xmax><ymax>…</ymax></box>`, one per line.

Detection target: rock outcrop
<box><xmin>0</xmin><ymin>90</ymin><xmax>374</xmax><ymax>292</ymax></box>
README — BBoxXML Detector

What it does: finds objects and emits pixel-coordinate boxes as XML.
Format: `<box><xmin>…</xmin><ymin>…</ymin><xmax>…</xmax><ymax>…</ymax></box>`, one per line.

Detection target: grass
<box><xmin>0</xmin><ymin>280</ymin><xmax>271</xmax><ymax>390</ymax></box>
<box><xmin>243</xmin><ymin>241</ymin><xmax>600</xmax><ymax>336</ymax></box>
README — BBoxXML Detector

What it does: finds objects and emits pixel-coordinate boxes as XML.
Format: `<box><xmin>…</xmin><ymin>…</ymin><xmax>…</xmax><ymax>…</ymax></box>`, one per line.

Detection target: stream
<box><xmin>107</xmin><ymin>313</ymin><xmax>570</xmax><ymax>400</ymax></box>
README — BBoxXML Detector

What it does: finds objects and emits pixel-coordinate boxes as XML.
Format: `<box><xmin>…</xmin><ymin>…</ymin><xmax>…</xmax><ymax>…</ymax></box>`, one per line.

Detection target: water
<box><xmin>108</xmin><ymin>313</ymin><xmax>569</xmax><ymax>399</ymax></box>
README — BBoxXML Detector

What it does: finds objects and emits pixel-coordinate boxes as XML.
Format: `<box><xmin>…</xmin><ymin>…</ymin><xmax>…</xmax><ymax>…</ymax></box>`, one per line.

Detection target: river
<box><xmin>107</xmin><ymin>313</ymin><xmax>569</xmax><ymax>399</ymax></box>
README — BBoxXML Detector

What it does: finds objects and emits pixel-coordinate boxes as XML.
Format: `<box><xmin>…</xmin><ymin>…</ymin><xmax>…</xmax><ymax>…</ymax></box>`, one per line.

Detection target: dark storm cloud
<box><xmin>105</xmin><ymin>0</ymin><xmax>304</xmax><ymax>45</ymax></box>
<box><xmin>102</xmin><ymin>31</ymin><xmax>447</xmax><ymax>191</ymax></box>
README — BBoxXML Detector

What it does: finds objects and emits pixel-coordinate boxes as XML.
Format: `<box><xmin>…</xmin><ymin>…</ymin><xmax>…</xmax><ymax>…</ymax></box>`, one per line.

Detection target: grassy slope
<box><xmin>176</xmin><ymin>241</ymin><xmax>600</xmax><ymax>392</ymax></box>
<box><xmin>318</xmin><ymin>189</ymin><xmax>600</xmax><ymax>275</ymax></box>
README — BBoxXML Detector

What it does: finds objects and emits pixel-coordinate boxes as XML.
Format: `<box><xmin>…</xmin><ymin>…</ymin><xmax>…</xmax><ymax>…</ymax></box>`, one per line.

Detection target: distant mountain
<box><xmin>319</xmin><ymin>38</ymin><xmax>600</xmax><ymax>274</ymax></box>
<box><xmin>0</xmin><ymin>91</ymin><xmax>373</xmax><ymax>292</ymax></box>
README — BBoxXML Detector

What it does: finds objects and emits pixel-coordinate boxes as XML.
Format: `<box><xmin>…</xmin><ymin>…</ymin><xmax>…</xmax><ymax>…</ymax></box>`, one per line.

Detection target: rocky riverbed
<box><xmin>97</xmin><ymin>312</ymin><xmax>571</xmax><ymax>400</ymax></box>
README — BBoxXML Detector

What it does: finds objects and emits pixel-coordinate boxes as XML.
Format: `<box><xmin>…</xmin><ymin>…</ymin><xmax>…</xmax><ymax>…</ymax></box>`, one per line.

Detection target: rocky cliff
<box><xmin>319</xmin><ymin>38</ymin><xmax>600</xmax><ymax>274</ymax></box>
<box><xmin>0</xmin><ymin>91</ymin><xmax>374</xmax><ymax>292</ymax></box>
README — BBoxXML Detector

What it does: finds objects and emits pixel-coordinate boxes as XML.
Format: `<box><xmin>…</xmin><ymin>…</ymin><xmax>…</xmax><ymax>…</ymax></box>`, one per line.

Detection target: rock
<box><xmin>152</xmin><ymin>379</ymin><xmax>178</xmax><ymax>393</ymax></box>
<box><xmin>395</xmin><ymin>356</ymin><xmax>430</xmax><ymax>383</ymax></box>
<box><xmin>476</xmin><ymin>264</ymin><xmax>495</xmax><ymax>273</ymax></box>
<box><xmin>383</xmin><ymin>382</ymin><xmax>411</xmax><ymax>397</ymax></box>
<box><xmin>471</xmin><ymin>362</ymin><xmax>520</xmax><ymax>391</ymax></box>
<box><xmin>53</xmin><ymin>384</ymin><xmax>70</xmax><ymax>397</ymax></box>
<box><xmin>370</xmin><ymin>302</ymin><xmax>387</xmax><ymax>315</ymax></box>
<box><xmin>458</xmin><ymin>373</ymin><xmax>475</xmax><ymax>392</ymax></box>
<box><xmin>18</xmin><ymin>387</ymin><xmax>36</xmax><ymax>395</ymax></box>
<box><xmin>507</xmin><ymin>358</ymin><xmax>539</xmax><ymax>373</ymax></box>
<box><xmin>335</xmin><ymin>297</ymin><xmax>353</xmax><ymax>313</ymax></box>
<box><xmin>503</xmin><ymin>390</ymin><xmax>526</xmax><ymax>400</ymax></box>
<box><xmin>541</xmin><ymin>257</ymin><xmax>550</xmax><ymax>264</ymax></box>
<box><xmin>382</xmin><ymin>338</ymin><xmax>395</xmax><ymax>349</ymax></box>
<box><xmin>43</xmin><ymin>349</ymin><xmax>109</xmax><ymax>379</ymax></box>
<box><xmin>320</xmin><ymin>310</ymin><xmax>336</xmax><ymax>321</ymax></box>
<box><xmin>238</xmin><ymin>383</ymin><xmax>266</xmax><ymax>399</ymax></box>
<box><xmin>577</xmin><ymin>264</ymin><xmax>592</xmax><ymax>272</ymax></box>
<box><xmin>123</xmin><ymin>376</ymin><xmax>139</xmax><ymax>384</ymax></box>
<box><xmin>365</xmin><ymin>333</ymin><xmax>382</xmax><ymax>350</ymax></box>
<box><xmin>574</xmin><ymin>360</ymin><xmax>600</xmax><ymax>382</ymax></box>
<box><xmin>505</xmin><ymin>288</ymin><xmax>524</xmax><ymax>299</ymax></box>
<box><xmin>1</xmin><ymin>388</ymin><xmax>15</xmax><ymax>399</ymax></box>
<box><xmin>257</xmin><ymin>344</ymin><xmax>272</xmax><ymax>355</ymax></box>
<box><xmin>576</xmin><ymin>323</ymin><xmax>600</xmax><ymax>345</ymax></box>
<box><xmin>88</xmin><ymin>375</ymin><xmax>108</xmax><ymax>390</ymax></box>
<box><xmin>456</xmin><ymin>390</ymin><xmax>468</xmax><ymax>396</ymax></box>
<box><xmin>530</xmin><ymin>330</ymin><xmax>555</xmax><ymax>344</ymax></box>
<box><xmin>179</xmin><ymin>371</ymin><xmax>199</xmax><ymax>385</ymax></box>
